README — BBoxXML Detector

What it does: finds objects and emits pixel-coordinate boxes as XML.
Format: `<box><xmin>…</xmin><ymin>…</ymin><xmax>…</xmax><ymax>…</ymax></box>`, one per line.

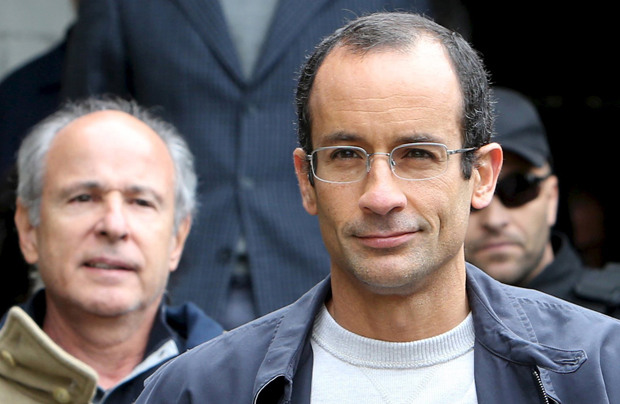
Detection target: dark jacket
<box><xmin>136</xmin><ymin>265</ymin><xmax>620</xmax><ymax>403</ymax></box>
<box><xmin>529</xmin><ymin>232</ymin><xmax>620</xmax><ymax>317</ymax></box>
<box><xmin>0</xmin><ymin>290</ymin><xmax>223</xmax><ymax>403</ymax></box>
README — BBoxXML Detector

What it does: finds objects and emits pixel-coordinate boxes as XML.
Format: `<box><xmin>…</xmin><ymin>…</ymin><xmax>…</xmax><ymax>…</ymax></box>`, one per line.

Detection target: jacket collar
<box><xmin>0</xmin><ymin>306</ymin><xmax>98</xmax><ymax>403</ymax></box>
<box><xmin>253</xmin><ymin>266</ymin><xmax>587</xmax><ymax>402</ymax></box>
<box><xmin>253</xmin><ymin>278</ymin><xmax>330</xmax><ymax>403</ymax></box>
<box><xmin>466</xmin><ymin>264</ymin><xmax>586</xmax><ymax>403</ymax></box>
<box><xmin>466</xmin><ymin>263</ymin><xmax>585</xmax><ymax>372</ymax></box>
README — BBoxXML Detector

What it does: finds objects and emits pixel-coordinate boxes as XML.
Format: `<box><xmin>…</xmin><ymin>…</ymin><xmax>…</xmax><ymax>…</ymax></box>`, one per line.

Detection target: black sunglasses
<box><xmin>493</xmin><ymin>172</ymin><xmax>552</xmax><ymax>208</ymax></box>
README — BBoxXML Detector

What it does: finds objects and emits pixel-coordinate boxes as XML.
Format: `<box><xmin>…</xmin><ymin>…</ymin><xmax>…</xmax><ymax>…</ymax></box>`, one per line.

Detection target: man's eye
<box><xmin>71</xmin><ymin>194</ymin><xmax>92</xmax><ymax>202</ymax></box>
<box><xmin>133</xmin><ymin>198</ymin><xmax>154</xmax><ymax>208</ymax></box>
<box><xmin>330</xmin><ymin>148</ymin><xmax>364</xmax><ymax>160</ymax></box>
<box><xmin>400</xmin><ymin>147</ymin><xmax>435</xmax><ymax>159</ymax></box>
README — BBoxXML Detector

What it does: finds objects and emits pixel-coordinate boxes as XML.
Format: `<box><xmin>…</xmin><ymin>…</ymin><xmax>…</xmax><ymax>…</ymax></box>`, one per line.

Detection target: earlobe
<box><xmin>471</xmin><ymin>143</ymin><xmax>503</xmax><ymax>210</ymax></box>
<box><xmin>14</xmin><ymin>199</ymin><xmax>39</xmax><ymax>264</ymax></box>
<box><xmin>293</xmin><ymin>148</ymin><xmax>318</xmax><ymax>215</ymax></box>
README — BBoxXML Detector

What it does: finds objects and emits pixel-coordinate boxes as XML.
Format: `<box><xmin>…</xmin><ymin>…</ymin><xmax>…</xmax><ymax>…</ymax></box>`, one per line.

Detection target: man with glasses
<box><xmin>465</xmin><ymin>87</ymin><xmax>620</xmax><ymax>317</ymax></box>
<box><xmin>136</xmin><ymin>13</ymin><xmax>620</xmax><ymax>403</ymax></box>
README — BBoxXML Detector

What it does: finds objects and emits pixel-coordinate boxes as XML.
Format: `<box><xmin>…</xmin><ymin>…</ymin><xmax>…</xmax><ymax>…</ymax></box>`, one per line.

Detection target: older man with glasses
<box><xmin>465</xmin><ymin>86</ymin><xmax>620</xmax><ymax>317</ymax></box>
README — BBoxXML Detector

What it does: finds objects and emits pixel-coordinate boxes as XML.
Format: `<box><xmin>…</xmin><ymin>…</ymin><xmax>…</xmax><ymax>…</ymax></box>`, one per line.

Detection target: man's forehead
<box><xmin>312</xmin><ymin>41</ymin><xmax>458</xmax><ymax>103</ymax></box>
<box><xmin>51</xmin><ymin>110</ymin><xmax>169</xmax><ymax>159</ymax></box>
<box><xmin>308</xmin><ymin>41</ymin><xmax>462</xmax><ymax>144</ymax></box>
<box><xmin>45</xmin><ymin>110</ymin><xmax>175</xmax><ymax>191</ymax></box>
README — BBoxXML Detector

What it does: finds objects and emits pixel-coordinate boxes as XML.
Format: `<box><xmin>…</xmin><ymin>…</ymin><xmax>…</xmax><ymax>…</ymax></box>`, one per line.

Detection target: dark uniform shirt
<box><xmin>528</xmin><ymin>232</ymin><xmax>620</xmax><ymax>318</ymax></box>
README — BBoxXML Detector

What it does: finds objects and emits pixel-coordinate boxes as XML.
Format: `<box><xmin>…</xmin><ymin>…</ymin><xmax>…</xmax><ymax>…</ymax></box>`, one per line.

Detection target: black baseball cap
<box><xmin>492</xmin><ymin>87</ymin><xmax>552</xmax><ymax>168</ymax></box>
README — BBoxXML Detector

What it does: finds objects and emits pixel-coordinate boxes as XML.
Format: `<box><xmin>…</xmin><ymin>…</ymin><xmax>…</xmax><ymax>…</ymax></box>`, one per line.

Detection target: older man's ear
<box><xmin>14</xmin><ymin>199</ymin><xmax>39</xmax><ymax>265</ymax></box>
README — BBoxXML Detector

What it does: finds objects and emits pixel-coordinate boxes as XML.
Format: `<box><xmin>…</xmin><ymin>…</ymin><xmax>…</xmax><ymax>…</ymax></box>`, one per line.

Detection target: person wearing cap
<box><xmin>465</xmin><ymin>86</ymin><xmax>620</xmax><ymax>317</ymax></box>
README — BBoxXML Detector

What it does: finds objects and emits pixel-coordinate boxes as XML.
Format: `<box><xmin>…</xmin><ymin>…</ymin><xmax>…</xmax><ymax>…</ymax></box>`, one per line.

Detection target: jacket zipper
<box><xmin>532</xmin><ymin>369</ymin><xmax>550</xmax><ymax>404</ymax></box>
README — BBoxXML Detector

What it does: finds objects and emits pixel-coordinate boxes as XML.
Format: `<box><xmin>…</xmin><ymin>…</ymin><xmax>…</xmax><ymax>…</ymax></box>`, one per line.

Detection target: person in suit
<box><xmin>0</xmin><ymin>97</ymin><xmax>222</xmax><ymax>403</ymax></box>
<box><xmin>61</xmin><ymin>0</ymin><xmax>471</xmax><ymax>329</ymax></box>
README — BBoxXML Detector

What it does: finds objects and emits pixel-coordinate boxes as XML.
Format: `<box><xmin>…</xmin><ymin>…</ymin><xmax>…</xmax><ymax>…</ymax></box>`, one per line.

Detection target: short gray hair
<box><xmin>16</xmin><ymin>97</ymin><xmax>197</xmax><ymax>231</ymax></box>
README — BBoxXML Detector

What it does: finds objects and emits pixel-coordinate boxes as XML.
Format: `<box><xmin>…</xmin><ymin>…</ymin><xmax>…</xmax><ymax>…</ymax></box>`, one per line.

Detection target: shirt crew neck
<box><xmin>311</xmin><ymin>305</ymin><xmax>475</xmax><ymax>369</ymax></box>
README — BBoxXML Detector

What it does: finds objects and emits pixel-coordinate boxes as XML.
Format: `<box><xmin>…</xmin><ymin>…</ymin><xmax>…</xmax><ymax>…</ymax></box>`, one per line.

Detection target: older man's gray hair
<box><xmin>16</xmin><ymin>97</ymin><xmax>197</xmax><ymax>232</ymax></box>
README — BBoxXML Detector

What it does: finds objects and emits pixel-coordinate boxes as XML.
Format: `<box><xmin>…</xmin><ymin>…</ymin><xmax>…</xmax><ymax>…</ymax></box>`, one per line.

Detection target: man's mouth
<box><xmin>473</xmin><ymin>238</ymin><xmax>522</xmax><ymax>255</ymax></box>
<box><xmin>356</xmin><ymin>231</ymin><xmax>416</xmax><ymax>249</ymax></box>
<box><xmin>83</xmin><ymin>259</ymin><xmax>134</xmax><ymax>271</ymax></box>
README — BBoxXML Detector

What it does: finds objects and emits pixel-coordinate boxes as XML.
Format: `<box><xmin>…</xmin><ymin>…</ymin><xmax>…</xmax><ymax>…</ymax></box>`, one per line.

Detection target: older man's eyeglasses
<box><xmin>306</xmin><ymin>142</ymin><xmax>476</xmax><ymax>184</ymax></box>
<box><xmin>493</xmin><ymin>172</ymin><xmax>552</xmax><ymax>208</ymax></box>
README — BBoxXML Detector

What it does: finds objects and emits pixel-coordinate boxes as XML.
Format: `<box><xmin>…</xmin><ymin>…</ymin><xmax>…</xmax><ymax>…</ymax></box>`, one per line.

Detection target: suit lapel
<box><xmin>253</xmin><ymin>0</ymin><xmax>332</xmax><ymax>81</ymax></box>
<box><xmin>172</xmin><ymin>0</ymin><xmax>333</xmax><ymax>83</ymax></box>
<box><xmin>172</xmin><ymin>0</ymin><xmax>244</xmax><ymax>82</ymax></box>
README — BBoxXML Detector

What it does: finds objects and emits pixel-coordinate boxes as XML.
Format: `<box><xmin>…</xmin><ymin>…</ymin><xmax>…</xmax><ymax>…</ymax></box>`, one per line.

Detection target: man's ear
<box><xmin>471</xmin><ymin>143</ymin><xmax>503</xmax><ymax>210</ymax></box>
<box><xmin>14</xmin><ymin>199</ymin><xmax>39</xmax><ymax>265</ymax></box>
<box><xmin>293</xmin><ymin>148</ymin><xmax>318</xmax><ymax>215</ymax></box>
<box><xmin>545</xmin><ymin>174</ymin><xmax>560</xmax><ymax>227</ymax></box>
<box><xmin>169</xmin><ymin>216</ymin><xmax>192</xmax><ymax>272</ymax></box>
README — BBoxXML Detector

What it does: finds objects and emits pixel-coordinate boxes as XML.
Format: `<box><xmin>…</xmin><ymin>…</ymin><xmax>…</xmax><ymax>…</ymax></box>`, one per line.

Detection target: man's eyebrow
<box><xmin>58</xmin><ymin>182</ymin><xmax>165</xmax><ymax>204</ymax></box>
<box><xmin>393</xmin><ymin>133</ymin><xmax>441</xmax><ymax>144</ymax></box>
<box><xmin>58</xmin><ymin>181</ymin><xmax>101</xmax><ymax>198</ymax></box>
<box><xmin>319</xmin><ymin>131</ymin><xmax>363</xmax><ymax>146</ymax></box>
<box><xmin>318</xmin><ymin>131</ymin><xmax>442</xmax><ymax>146</ymax></box>
<box><xmin>125</xmin><ymin>185</ymin><xmax>165</xmax><ymax>206</ymax></box>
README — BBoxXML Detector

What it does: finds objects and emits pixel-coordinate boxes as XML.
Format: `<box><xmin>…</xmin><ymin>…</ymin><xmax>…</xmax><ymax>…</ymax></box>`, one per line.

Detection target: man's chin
<box><xmin>76</xmin><ymin>294</ymin><xmax>144</xmax><ymax>318</ymax></box>
<box><xmin>353</xmin><ymin>265</ymin><xmax>431</xmax><ymax>296</ymax></box>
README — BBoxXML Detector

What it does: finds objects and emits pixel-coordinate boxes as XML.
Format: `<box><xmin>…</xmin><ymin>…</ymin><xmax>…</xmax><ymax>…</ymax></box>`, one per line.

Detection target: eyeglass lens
<box><xmin>312</xmin><ymin>143</ymin><xmax>449</xmax><ymax>183</ymax></box>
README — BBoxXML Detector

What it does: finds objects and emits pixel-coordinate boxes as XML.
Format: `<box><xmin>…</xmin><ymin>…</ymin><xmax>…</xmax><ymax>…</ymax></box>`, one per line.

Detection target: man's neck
<box><xmin>42</xmin><ymin>301</ymin><xmax>159</xmax><ymax>389</ymax></box>
<box><xmin>328</xmin><ymin>263</ymin><xmax>470</xmax><ymax>342</ymax></box>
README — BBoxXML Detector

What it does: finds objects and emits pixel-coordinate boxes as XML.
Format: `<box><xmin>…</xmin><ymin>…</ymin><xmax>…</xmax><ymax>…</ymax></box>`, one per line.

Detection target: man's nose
<box><xmin>358</xmin><ymin>154</ymin><xmax>407</xmax><ymax>216</ymax></box>
<box><xmin>95</xmin><ymin>195</ymin><xmax>129</xmax><ymax>241</ymax></box>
